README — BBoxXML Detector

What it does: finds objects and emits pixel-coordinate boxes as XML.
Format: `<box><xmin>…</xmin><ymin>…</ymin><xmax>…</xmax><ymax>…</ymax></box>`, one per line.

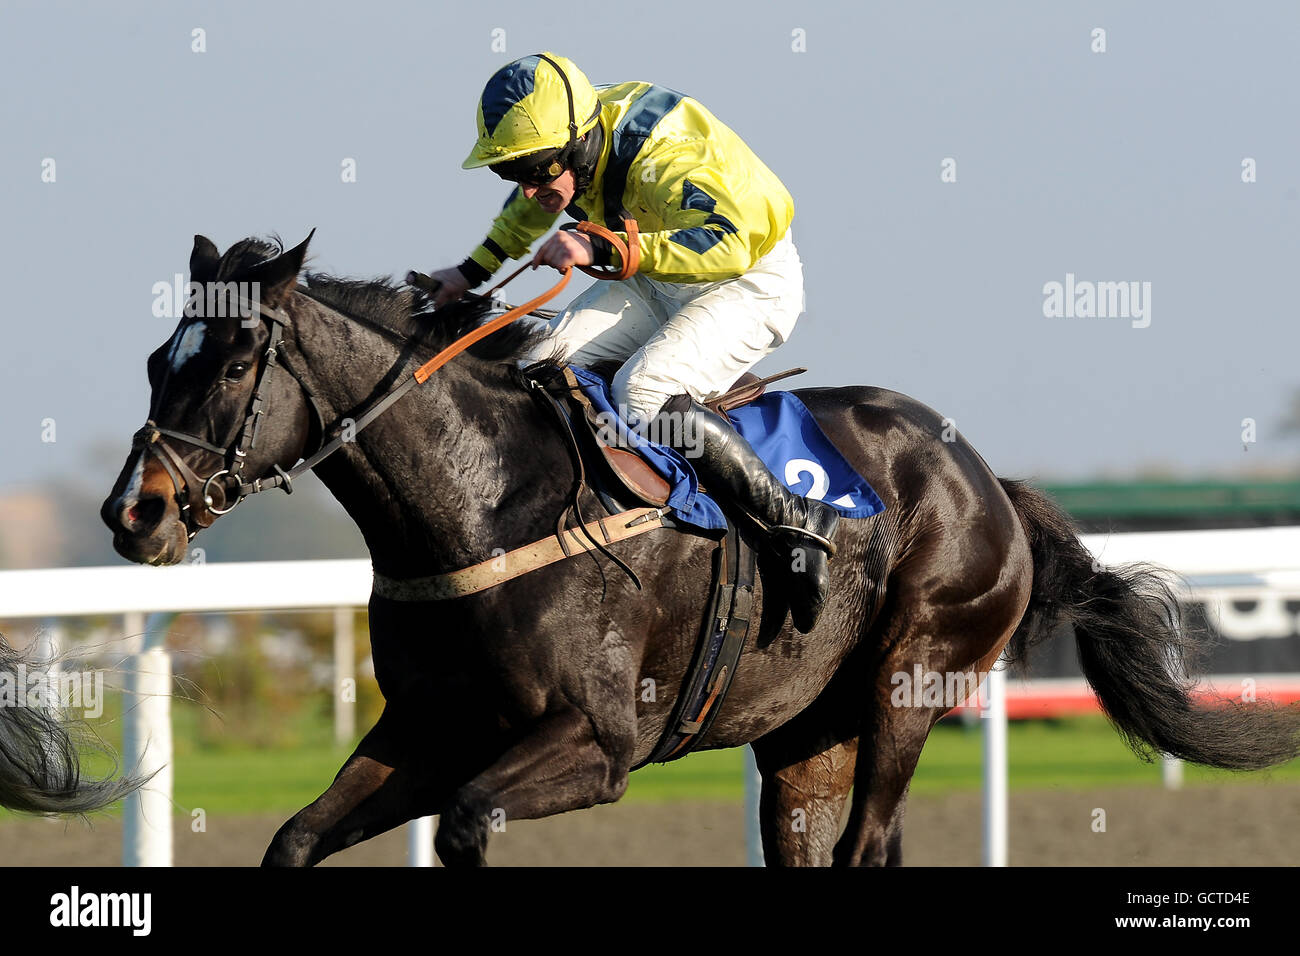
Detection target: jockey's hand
<box><xmin>425</xmin><ymin>267</ymin><xmax>472</xmax><ymax>309</ymax></box>
<box><xmin>531</xmin><ymin>231</ymin><xmax>593</xmax><ymax>272</ymax></box>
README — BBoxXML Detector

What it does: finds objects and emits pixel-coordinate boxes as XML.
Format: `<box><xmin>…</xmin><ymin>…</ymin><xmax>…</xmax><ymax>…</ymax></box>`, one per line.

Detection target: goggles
<box><xmin>492</xmin><ymin>149</ymin><xmax>567</xmax><ymax>187</ymax></box>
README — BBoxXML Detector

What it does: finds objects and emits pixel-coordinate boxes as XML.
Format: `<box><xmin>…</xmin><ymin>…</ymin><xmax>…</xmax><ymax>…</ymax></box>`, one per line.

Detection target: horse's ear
<box><xmin>248</xmin><ymin>229</ymin><xmax>315</xmax><ymax>308</ymax></box>
<box><xmin>190</xmin><ymin>235</ymin><xmax>220</xmax><ymax>282</ymax></box>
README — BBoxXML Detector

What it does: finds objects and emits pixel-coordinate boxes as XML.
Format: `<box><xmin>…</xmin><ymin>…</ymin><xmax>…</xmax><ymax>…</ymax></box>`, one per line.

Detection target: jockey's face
<box><xmin>519</xmin><ymin>169</ymin><xmax>575</xmax><ymax>214</ymax></box>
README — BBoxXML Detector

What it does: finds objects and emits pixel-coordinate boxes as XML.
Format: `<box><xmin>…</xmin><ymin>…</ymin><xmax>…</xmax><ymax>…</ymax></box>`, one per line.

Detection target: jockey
<box><xmin>428</xmin><ymin>52</ymin><xmax>838</xmax><ymax>632</ymax></box>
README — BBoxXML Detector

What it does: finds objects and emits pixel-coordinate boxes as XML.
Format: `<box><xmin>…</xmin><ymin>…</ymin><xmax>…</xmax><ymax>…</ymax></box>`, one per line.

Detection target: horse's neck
<box><xmin>289</xmin><ymin>298</ymin><xmax>573</xmax><ymax>577</ymax></box>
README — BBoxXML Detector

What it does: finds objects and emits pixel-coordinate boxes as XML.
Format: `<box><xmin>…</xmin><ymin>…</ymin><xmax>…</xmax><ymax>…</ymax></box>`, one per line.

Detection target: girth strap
<box><xmin>371</xmin><ymin>506</ymin><xmax>668</xmax><ymax>602</ymax></box>
<box><xmin>634</xmin><ymin>520</ymin><xmax>757</xmax><ymax>768</ymax></box>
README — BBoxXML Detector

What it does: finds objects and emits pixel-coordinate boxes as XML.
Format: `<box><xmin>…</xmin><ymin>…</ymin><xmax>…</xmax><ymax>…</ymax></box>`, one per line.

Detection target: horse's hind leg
<box><xmin>831</xmin><ymin>690</ymin><xmax>935</xmax><ymax>867</ymax></box>
<box><xmin>750</xmin><ymin>696</ymin><xmax>859</xmax><ymax>866</ymax></box>
<box><xmin>835</xmin><ymin>518</ymin><xmax>1032</xmax><ymax>866</ymax></box>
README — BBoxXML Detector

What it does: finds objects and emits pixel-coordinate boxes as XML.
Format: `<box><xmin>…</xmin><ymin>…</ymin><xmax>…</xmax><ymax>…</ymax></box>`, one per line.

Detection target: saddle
<box><xmin>530</xmin><ymin>364</ymin><xmax>807</xmax><ymax>509</ymax></box>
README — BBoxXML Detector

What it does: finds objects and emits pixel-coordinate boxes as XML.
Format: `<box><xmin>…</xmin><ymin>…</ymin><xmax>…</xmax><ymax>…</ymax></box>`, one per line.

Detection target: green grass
<box><xmin>911</xmin><ymin>715</ymin><xmax>1300</xmax><ymax>794</ymax></box>
<box><xmin>4</xmin><ymin>713</ymin><xmax>1299</xmax><ymax>822</ymax></box>
<box><xmin>629</xmin><ymin>714</ymin><xmax>1300</xmax><ymax>802</ymax></box>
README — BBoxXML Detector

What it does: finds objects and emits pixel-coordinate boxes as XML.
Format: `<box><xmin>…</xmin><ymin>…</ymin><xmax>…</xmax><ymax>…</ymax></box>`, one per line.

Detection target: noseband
<box><xmin>132</xmin><ymin>301</ymin><xmax>323</xmax><ymax>539</ymax></box>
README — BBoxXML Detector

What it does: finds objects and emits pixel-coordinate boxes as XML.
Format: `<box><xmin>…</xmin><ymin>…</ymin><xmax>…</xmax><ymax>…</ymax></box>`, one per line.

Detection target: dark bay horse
<box><xmin>9</xmin><ymin>232</ymin><xmax>1297</xmax><ymax>865</ymax></box>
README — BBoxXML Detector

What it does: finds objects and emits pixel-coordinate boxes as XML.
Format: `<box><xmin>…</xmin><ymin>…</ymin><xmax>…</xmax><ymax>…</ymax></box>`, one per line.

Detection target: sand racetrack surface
<box><xmin>2</xmin><ymin>783</ymin><xmax>1297</xmax><ymax>866</ymax></box>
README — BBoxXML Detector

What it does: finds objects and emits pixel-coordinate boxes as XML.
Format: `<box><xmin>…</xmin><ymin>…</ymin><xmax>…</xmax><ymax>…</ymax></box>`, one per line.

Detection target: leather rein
<box><xmin>137</xmin><ymin>220</ymin><xmax>640</xmax><ymax>540</ymax></box>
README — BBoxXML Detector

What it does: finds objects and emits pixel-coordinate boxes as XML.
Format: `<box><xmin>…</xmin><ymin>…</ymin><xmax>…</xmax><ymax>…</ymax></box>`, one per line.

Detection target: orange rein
<box><xmin>411</xmin><ymin>218</ymin><xmax>639</xmax><ymax>385</ymax></box>
<box><xmin>574</xmin><ymin>219</ymin><xmax>640</xmax><ymax>281</ymax></box>
<box><xmin>413</xmin><ymin>266</ymin><xmax>572</xmax><ymax>383</ymax></box>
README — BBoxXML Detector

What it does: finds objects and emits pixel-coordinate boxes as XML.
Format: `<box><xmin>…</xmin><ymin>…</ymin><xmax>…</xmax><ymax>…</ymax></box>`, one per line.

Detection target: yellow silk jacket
<box><xmin>466</xmin><ymin>81</ymin><xmax>795</xmax><ymax>284</ymax></box>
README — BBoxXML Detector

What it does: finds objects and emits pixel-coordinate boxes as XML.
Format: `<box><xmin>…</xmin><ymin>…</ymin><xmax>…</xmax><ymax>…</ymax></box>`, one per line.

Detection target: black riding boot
<box><xmin>662</xmin><ymin>397</ymin><xmax>839</xmax><ymax>633</ymax></box>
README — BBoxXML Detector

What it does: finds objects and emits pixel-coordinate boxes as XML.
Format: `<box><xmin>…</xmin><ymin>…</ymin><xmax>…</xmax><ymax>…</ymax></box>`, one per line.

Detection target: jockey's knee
<box><xmin>610</xmin><ymin>368</ymin><xmax>675</xmax><ymax>430</ymax></box>
<box><xmin>612</xmin><ymin>377</ymin><xmax>710</xmax><ymax>455</ymax></box>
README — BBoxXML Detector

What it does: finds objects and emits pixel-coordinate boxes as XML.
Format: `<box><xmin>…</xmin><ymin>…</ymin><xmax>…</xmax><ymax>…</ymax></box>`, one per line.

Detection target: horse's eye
<box><xmin>225</xmin><ymin>362</ymin><xmax>251</xmax><ymax>381</ymax></box>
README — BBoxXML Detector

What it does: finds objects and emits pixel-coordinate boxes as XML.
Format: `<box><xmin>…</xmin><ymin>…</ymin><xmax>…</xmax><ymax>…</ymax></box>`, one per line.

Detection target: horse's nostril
<box><xmin>120</xmin><ymin>495</ymin><xmax>165</xmax><ymax>531</ymax></box>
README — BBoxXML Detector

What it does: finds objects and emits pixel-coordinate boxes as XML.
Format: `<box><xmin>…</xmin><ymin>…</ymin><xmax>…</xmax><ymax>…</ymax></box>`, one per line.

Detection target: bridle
<box><xmin>132</xmin><ymin>299</ymin><xmax>325</xmax><ymax>539</ymax></box>
<box><xmin>134</xmin><ymin>221</ymin><xmax>639</xmax><ymax>540</ymax></box>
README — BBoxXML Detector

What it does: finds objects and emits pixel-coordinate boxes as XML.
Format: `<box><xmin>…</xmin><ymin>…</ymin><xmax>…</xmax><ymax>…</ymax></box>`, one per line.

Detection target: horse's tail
<box><xmin>0</xmin><ymin>634</ymin><xmax>149</xmax><ymax>814</ymax></box>
<box><xmin>999</xmin><ymin>478</ymin><xmax>1300</xmax><ymax>770</ymax></box>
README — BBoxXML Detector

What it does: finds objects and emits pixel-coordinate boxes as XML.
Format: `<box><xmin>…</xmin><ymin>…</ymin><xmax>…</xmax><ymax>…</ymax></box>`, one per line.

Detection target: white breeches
<box><xmin>529</xmin><ymin>230</ymin><xmax>805</xmax><ymax>425</ymax></box>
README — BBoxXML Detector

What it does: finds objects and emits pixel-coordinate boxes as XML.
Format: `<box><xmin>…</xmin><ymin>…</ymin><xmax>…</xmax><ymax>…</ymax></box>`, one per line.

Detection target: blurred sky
<box><xmin>2</xmin><ymin>0</ymin><xmax>1298</xmax><ymax>494</ymax></box>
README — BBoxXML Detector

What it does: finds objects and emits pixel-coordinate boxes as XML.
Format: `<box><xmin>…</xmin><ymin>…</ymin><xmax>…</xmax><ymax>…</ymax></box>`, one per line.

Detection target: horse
<box><xmin>8</xmin><ymin>230</ymin><xmax>1295</xmax><ymax>866</ymax></box>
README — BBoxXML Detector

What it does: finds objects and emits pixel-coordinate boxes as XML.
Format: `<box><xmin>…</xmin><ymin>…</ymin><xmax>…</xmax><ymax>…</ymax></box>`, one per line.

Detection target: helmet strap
<box><xmin>536</xmin><ymin>53</ymin><xmax>579</xmax><ymax>152</ymax></box>
<box><xmin>571</xmin><ymin>121</ymin><xmax>604</xmax><ymax>196</ymax></box>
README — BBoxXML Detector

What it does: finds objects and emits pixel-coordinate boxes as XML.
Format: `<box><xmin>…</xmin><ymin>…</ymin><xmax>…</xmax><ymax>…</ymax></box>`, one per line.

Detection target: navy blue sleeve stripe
<box><xmin>668</xmin><ymin>179</ymin><xmax>738</xmax><ymax>253</ymax></box>
<box><xmin>705</xmin><ymin>213</ymin><xmax>739</xmax><ymax>234</ymax></box>
<box><xmin>668</xmin><ymin>225</ymin><xmax>735</xmax><ymax>254</ymax></box>
<box><xmin>680</xmin><ymin>179</ymin><xmax>715</xmax><ymax>213</ymax></box>
<box><xmin>603</xmin><ymin>86</ymin><xmax>686</xmax><ymax>229</ymax></box>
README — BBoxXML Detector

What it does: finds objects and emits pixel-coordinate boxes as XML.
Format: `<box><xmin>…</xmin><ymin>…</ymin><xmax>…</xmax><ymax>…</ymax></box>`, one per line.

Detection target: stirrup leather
<box><xmin>770</xmin><ymin>523</ymin><xmax>838</xmax><ymax>558</ymax></box>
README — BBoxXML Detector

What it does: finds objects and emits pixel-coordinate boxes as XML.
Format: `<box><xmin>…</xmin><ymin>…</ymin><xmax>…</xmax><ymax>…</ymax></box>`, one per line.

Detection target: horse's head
<box><xmin>102</xmin><ymin>232</ymin><xmax>317</xmax><ymax>565</ymax></box>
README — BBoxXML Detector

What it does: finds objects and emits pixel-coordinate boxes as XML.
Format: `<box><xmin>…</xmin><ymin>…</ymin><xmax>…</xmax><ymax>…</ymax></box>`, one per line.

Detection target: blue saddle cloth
<box><xmin>568</xmin><ymin>366</ymin><xmax>886</xmax><ymax>533</ymax></box>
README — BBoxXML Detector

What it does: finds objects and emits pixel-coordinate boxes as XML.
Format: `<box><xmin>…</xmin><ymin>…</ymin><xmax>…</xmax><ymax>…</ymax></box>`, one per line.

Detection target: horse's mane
<box><xmin>217</xmin><ymin>236</ymin><xmax>548</xmax><ymax>363</ymax></box>
<box><xmin>300</xmin><ymin>273</ymin><xmax>549</xmax><ymax>363</ymax></box>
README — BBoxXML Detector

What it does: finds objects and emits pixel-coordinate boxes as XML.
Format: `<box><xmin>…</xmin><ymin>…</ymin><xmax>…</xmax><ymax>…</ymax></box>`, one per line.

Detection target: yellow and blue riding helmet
<box><xmin>463</xmin><ymin>52</ymin><xmax>604</xmax><ymax>187</ymax></box>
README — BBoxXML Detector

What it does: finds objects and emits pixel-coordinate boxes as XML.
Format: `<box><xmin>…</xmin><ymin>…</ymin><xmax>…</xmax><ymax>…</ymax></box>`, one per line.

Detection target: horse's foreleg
<box><xmin>262</xmin><ymin>707</ymin><xmax>431</xmax><ymax>866</ymax></box>
<box><xmin>435</xmin><ymin>707</ymin><xmax>634</xmax><ymax>866</ymax></box>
